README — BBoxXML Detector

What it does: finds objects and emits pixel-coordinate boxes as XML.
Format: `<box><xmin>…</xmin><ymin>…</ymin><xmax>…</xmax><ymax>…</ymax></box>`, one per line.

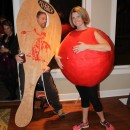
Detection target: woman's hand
<box><xmin>15</xmin><ymin>54</ymin><xmax>24</xmax><ymax>64</ymax></box>
<box><xmin>55</xmin><ymin>55</ymin><xmax>63</xmax><ymax>69</ymax></box>
<box><xmin>54</xmin><ymin>45</ymin><xmax>63</xmax><ymax>69</ymax></box>
<box><xmin>73</xmin><ymin>31</ymin><xmax>112</xmax><ymax>53</ymax></box>
<box><xmin>73</xmin><ymin>42</ymin><xmax>87</xmax><ymax>53</ymax></box>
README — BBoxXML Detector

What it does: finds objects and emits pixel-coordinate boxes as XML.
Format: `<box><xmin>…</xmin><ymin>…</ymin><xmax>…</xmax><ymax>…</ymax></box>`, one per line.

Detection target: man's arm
<box><xmin>11</xmin><ymin>34</ymin><xmax>20</xmax><ymax>57</ymax></box>
<box><xmin>48</xmin><ymin>56</ymin><xmax>59</xmax><ymax>70</ymax></box>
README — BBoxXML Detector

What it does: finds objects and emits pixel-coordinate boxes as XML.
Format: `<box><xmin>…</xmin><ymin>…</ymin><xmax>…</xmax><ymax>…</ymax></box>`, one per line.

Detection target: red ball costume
<box><xmin>58</xmin><ymin>27</ymin><xmax>114</xmax><ymax>87</ymax></box>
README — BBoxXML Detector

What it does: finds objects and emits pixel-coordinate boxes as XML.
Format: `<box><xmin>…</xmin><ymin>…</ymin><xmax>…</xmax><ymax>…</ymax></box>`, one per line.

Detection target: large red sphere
<box><xmin>58</xmin><ymin>28</ymin><xmax>114</xmax><ymax>87</ymax></box>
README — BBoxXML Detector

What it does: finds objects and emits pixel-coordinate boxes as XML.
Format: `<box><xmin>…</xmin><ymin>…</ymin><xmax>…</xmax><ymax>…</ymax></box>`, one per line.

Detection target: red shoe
<box><xmin>100</xmin><ymin>120</ymin><xmax>115</xmax><ymax>130</ymax></box>
<box><xmin>73</xmin><ymin>122</ymin><xmax>89</xmax><ymax>130</ymax></box>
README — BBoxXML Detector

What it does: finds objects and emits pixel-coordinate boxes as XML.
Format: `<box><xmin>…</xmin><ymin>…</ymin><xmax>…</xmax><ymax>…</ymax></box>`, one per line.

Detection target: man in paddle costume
<box><xmin>13</xmin><ymin>10</ymin><xmax>64</xmax><ymax>117</ymax></box>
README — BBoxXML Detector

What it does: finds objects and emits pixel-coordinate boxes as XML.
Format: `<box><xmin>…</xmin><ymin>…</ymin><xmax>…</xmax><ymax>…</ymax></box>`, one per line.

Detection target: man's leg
<box><xmin>18</xmin><ymin>64</ymin><xmax>25</xmax><ymax>99</ymax></box>
<box><xmin>42</xmin><ymin>72</ymin><xmax>62</xmax><ymax>111</ymax></box>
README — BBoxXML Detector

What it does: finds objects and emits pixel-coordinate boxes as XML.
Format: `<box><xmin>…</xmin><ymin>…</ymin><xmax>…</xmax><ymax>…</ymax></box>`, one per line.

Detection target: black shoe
<box><xmin>53</xmin><ymin>109</ymin><xmax>65</xmax><ymax>117</ymax></box>
<box><xmin>40</xmin><ymin>99</ymin><xmax>49</xmax><ymax>109</ymax></box>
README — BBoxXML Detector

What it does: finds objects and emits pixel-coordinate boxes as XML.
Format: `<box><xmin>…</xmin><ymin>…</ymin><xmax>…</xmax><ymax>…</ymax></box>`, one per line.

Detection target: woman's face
<box><xmin>72</xmin><ymin>12</ymin><xmax>84</xmax><ymax>29</ymax></box>
<box><xmin>3</xmin><ymin>25</ymin><xmax>12</xmax><ymax>36</ymax></box>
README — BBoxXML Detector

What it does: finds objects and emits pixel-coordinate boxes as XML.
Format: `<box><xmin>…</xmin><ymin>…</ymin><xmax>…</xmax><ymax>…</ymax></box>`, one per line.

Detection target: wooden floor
<box><xmin>0</xmin><ymin>96</ymin><xmax>130</xmax><ymax>130</ymax></box>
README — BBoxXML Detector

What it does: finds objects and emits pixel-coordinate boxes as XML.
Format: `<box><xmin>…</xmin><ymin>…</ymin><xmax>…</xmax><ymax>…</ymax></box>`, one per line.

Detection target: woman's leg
<box><xmin>96</xmin><ymin>111</ymin><xmax>105</xmax><ymax>122</ymax></box>
<box><xmin>82</xmin><ymin>107</ymin><xmax>89</xmax><ymax>123</ymax></box>
<box><xmin>87</xmin><ymin>85</ymin><xmax>105</xmax><ymax>122</ymax></box>
<box><xmin>73</xmin><ymin>86</ymin><xmax>90</xmax><ymax>130</ymax></box>
<box><xmin>76</xmin><ymin>86</ymin><xmax>90</xmax><ymax>123</ymax></box>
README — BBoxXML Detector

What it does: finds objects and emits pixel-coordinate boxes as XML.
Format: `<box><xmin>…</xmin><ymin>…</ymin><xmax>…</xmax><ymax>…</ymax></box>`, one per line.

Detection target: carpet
<box><xmin>0</xmin><ymin>109</ymin><xmax>11</xmax><ymax>130</ymax></box>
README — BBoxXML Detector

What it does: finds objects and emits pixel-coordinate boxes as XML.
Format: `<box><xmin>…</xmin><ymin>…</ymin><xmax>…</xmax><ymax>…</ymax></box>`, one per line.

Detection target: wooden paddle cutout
<box><xmin>15</xmin><ymin>0</ymin><xmax>61</xmax><ymax>127</ymax></box>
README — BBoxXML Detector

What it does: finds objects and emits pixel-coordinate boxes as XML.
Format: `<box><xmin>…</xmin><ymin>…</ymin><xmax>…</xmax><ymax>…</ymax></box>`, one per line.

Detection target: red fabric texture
<box><xmin>58</xmin><ymin>28</ymin><xmax>114</xmax><ymax>87</ymax></box>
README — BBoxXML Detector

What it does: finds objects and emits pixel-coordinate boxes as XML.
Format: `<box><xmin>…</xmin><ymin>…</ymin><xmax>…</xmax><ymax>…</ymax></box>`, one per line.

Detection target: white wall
<box><xmin>12</xmin><ymin>0</ymin><xmax>23</xmax><ymax>33</ymax></box>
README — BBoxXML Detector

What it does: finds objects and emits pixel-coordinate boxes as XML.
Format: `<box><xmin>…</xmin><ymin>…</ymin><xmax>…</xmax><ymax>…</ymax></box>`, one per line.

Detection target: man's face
<box><xmin>37</xmin><ymin>13</ymin><xmax>47</xmax><ymax>29</ymax></box>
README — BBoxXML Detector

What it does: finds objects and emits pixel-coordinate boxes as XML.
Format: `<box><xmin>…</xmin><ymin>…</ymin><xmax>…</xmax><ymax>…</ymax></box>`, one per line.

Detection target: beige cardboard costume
<box><xmin>15</xmin><ymin>0</ymin><xmax>61</xmax><ymax>127</ymax></box>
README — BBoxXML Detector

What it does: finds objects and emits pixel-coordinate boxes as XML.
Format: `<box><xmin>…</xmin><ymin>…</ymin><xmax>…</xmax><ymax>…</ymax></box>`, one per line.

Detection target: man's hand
<box><xmin>0</xmin><ymin>47</ymin><xmax>9</xmax><ymax>53</ymax></box>
<box><xmin>15</xmin><ymin>54</ymin><xmax>24</xmax><ymax>64</ymax></box>
<box><xmin>42</xmin><ymin>66</ymin><xmax>51</xmax><ymax>73</ymax></box>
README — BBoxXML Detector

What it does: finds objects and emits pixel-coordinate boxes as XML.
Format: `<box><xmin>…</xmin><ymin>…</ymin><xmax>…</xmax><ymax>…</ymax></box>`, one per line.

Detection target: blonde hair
<box><xmin>69</xmin><ymin>6</ymin><xmax>90</xmax><ymax>28</ymax></box>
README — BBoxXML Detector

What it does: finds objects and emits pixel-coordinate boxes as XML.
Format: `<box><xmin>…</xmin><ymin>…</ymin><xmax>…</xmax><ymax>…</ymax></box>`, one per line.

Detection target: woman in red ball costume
<box><xmin>55</xmin><ymin>6</ymin><xmax>115</xmax><ymax>130</ymax></box>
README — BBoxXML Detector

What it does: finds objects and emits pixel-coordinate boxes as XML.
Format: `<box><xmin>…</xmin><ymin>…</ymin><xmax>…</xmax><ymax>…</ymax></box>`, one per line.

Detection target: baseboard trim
<box><xmin>59</xmin><ymin>88</ymin><xmax>130</xmax><ymax>101</ymax></box>
<box><xmin>59</xmin><ymin>93</ymin><xmax>80</xmax><ymax>101</ymax></box>
<box><xmin>51</xmin><ymin>66</ymin><xmax>130</xmax><ymax>79</ymax></box>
